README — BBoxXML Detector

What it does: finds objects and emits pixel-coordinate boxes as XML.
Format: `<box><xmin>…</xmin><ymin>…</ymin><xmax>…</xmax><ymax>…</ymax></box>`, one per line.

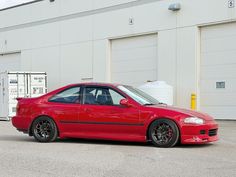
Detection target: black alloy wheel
<box><xmin>149</xmin><ymin>119</ymin><xmax>179</xmax><ymax>148</ymax></box>
<box><xmin>32</xmin><ymin>117</ymin><xmax>58</xmax><ymax>142</ymax></box>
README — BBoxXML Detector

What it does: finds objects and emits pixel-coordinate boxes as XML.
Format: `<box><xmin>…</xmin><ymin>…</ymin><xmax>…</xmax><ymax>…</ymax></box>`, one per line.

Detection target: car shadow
<box><xmin>55</xmin><ymin>138</ymin><xmax>152</xmax><ymax>147</ymax></box>
<box><xmin>175</xmin><ymin>143</ymin><xmax>216</xmax><ymax>148</ymax></box>
<box><xmin>0</xmin><ymin>134</ymin><xmax>218</xmax><ymax>148</ymax></box>
<box><xmin>0</xmin><ymin>135</ymin><xmax>35</xmax><ymax>142</ymax></box>
<box><xmin>54</xmin><ymin>138</ymin><xmax>217</xmax><ymax>148</ymax></box>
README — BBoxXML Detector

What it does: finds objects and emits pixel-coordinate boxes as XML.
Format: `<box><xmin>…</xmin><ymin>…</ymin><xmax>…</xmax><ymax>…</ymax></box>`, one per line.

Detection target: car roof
<box><xmin>43</xmin><ymin>82</ymin><xmax>125</xmax><ymax>97</ymax></box>
<box><xmin>67</xmin><ymin>82</ymin><xmax>123</xmax><ymax>87</ymax></box>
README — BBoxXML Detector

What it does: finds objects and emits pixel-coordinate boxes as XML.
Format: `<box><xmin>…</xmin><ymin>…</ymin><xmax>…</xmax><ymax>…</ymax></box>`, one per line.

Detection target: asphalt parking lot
<box><xmin>0</xmin><ymin>120</ymin><xmax>235</xmax><ymax>177</ymax></box>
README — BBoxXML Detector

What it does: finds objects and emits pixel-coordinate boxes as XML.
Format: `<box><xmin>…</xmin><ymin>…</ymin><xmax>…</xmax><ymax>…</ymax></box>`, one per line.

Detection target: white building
<box><xmin>0</xmin><ymin>0</ymin><xmax>236</xmax><ymax>119</ymax></box>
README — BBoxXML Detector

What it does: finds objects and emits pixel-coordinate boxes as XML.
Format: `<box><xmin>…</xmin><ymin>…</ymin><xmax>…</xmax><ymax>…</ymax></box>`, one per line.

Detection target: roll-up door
<box><xmin>200</xmin><ymin>23</ymin><xmax>236</xmax><ymax>119</ymax></box>
<box><xmin>111</xmin><ymin>34</ymin><xmax>158</xmax><ymax>87</ymax></box>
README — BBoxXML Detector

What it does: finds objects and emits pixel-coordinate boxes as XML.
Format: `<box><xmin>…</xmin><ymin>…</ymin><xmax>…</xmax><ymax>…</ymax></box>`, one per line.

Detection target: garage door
<box><xmin>0</xmin><ymin>53</ymin><xmax>21</xmax><ymax>72</ymax></box>
<box><xmin>200</xmin><ymin>23</ymin><xmax>236</xmax><ymax>120</ymax></box>
<box><xmin>111</xmin><ymin>34</ymin><xmax>158</xmax><ymax>86</ymax></box>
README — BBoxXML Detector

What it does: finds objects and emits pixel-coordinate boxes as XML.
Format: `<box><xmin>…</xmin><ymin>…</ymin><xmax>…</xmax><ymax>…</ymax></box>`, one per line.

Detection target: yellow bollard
<box><xmin>191</xmin><ymin>93</ymin><xmax>196</xmax><ymax>110</ymax></box>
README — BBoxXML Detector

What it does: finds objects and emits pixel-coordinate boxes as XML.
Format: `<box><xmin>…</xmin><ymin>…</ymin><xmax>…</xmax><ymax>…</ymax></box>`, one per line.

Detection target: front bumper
<box><xmin>181</xmin><ymin>120</ymin><xmax>219</xmax><ymax>144</ymax></box>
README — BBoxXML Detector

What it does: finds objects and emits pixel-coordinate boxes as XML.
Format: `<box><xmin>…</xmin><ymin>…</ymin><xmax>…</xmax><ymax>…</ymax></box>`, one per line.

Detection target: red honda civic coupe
<box><xmin>12</xmin><ymin>83</ymin><xmax>218</xmax><ymax>147</ymax></box>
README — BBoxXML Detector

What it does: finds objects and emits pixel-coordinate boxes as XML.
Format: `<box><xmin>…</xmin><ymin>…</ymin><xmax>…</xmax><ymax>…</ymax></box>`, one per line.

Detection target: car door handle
<box><xmin>84</xmin><ymin>108</ymin><xmax>92</xmax><ymax>113</ymax></box>
<box><xmin>110</xmin><ymin>110</ymin><xmax>117</xmax><ymax>114</ymax></box>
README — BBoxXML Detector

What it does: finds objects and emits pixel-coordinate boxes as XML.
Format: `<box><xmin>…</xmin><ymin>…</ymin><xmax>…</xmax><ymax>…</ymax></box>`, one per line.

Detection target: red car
<box><xmin>12</xmin><ymin>83</ymin><xmax>218</xmax><ymax>147</ymax></box>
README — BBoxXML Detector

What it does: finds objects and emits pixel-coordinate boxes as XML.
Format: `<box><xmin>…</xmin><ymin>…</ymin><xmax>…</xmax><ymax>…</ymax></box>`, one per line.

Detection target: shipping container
<box><xmin>0</xmin><ymin>71</ymin><xmax>47</xmax><ymax>120</ymax></box>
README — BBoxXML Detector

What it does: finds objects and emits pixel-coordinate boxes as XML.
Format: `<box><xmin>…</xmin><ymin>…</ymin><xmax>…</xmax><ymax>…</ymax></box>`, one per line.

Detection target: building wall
<box><xmin>0</xmin><ymin>0</ymin><xmax>235</xmax><ymax>109</ymax></box>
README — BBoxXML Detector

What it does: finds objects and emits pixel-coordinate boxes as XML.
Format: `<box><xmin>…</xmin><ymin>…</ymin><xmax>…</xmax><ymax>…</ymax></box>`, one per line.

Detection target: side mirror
<box><xmin>120</xmin><ymin>99</ymin><xmax>133</xmax><ymax>107</ymax></box>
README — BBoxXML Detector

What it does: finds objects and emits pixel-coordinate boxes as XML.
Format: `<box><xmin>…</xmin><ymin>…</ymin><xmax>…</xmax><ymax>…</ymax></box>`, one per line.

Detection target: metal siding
<box><xmin>0</xmin><ymin>53</ymin><xmax>20</xmax><ymax>72</ymax></box>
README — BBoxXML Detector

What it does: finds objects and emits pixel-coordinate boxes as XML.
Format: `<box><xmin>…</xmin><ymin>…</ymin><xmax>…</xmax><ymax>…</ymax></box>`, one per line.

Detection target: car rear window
<box><xmin>49</xmin><ymin>86</ymin><xmax>81</xmax><ymax>104</ymax></box>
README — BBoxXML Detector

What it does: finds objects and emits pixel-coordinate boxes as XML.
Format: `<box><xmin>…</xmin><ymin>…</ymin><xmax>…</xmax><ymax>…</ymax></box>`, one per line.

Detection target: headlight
<box><xmin>184</xmin><ymin>117</ymin><xmax>204</xmax><ymax>125</ymax></box>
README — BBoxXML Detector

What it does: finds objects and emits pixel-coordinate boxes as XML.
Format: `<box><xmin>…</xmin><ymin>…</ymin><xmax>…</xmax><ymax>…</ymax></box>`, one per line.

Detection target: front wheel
<box><xmin>149</xmin><ymin>119</ymin><xmax>179</xmax><ymax>148</ymax></box>
<box><xmin>32</xmin><ymin>117</ymin><xmax>58</xmax><ymax>142</ymax></box>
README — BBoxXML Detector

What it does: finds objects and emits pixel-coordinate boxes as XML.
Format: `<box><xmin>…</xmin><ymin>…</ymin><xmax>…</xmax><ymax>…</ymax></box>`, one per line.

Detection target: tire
<box><xmin>148</xmin><ymin>119</ymin><xmax>179</xmax><ymax>148</ymax></box>
<box><xmin>32</xmin><ymin>116</ymin><xmax>58</xmax><ymax>142</ymax></box>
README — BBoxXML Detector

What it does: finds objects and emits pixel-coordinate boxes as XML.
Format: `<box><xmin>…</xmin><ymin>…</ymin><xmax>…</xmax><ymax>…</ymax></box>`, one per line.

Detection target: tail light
<box><xmin>16</xmin><ymin>102</ymin><xmax>20</xmax><ymax>115</ymax></box>
<box><xmin>16</xmin><ymin>98</ymin><xmax>23</xmax><ymax>115</ymax></box>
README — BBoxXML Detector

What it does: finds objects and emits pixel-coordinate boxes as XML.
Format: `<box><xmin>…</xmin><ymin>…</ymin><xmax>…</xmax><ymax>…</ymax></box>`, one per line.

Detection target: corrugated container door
<box><xmin>0</xmin><ymin>73</ymin><xmax>9</xmax><ymax>118</ymax></box>
<box><xmin>8</xmin><ymin>73</ymin><xmax>27</xmax><ymax>117</ymax></box>
<box><xmin>28</xmin><ymin>73</ymin><xmax>47</xmax><ymax>98</ymax></box>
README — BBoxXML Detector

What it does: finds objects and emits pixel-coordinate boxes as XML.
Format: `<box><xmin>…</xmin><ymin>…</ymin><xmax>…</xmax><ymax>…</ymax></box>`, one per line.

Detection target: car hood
<box><xmin>148</xmin><ymin>105</ymin><xmax>214</xmax><ymax>121</ymax></box>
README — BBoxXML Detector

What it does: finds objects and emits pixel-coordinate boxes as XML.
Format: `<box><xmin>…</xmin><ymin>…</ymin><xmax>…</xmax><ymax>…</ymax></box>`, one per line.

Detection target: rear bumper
<box><xmin>181</xmin><ymin>121</ymin><xmax>219</xmax><ymax>144</ymax></box>
<box><xmin>12</xmin><ymin>116</ymin><xmax>30</xmax><ymax>134</ymax></box>
<box><xmin>16</xmin><ymin>128</ymin><xmax>28</xmax><ymax>134</ymax></box>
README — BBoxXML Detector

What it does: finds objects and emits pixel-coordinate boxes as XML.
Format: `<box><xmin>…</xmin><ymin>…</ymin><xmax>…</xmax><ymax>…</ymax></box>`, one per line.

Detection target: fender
<box><xmin>142</xmin><ymin>111</ymin><xmax>182</xmax><ymax>141</ymax></box>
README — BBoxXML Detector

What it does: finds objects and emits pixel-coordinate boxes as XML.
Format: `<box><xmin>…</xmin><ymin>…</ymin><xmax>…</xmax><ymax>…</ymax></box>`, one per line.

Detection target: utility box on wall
<box><xmin>0</xmin><ymin>71</ymin><xmax>47</xmax><ymax>120</ymax></box>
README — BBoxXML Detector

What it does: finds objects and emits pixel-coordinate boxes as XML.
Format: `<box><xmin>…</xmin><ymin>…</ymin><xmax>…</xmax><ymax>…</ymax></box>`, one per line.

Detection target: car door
<box><xmin>47</xmin><ymin>86</ymin><xmax>81</xmax><ymax>134</ymax></box>
<box><xmin>78</xmin><ymin>86</ymin><xmax>142</xmax><ymax>139</ymax></box>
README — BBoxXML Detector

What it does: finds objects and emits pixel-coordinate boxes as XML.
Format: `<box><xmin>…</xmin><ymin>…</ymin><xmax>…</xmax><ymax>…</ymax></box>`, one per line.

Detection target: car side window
<box><xmin>83</xmin><ymin>87</ymin><xmax>125</xmax><ymax>106</ymax></box>
<box><xmin>83</xmin><ymin>87</ymin><xmax>97</xmax><ymax>105</ymax></box>
<box><xmin>49</xmin><ymin>86</ymin><xmax>81</xmax><ymax>104</ymax></box>
<box><xmin>108</xmin><ymin>89</ymin><xmax>125</xmax><ymax>105</ymax></box>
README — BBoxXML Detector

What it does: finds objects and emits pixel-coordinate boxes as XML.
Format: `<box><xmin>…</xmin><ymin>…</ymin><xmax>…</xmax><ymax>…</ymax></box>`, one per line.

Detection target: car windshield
<box><xmin>117</xmin><ymin>85</ymin><xmax>160</xmax><ymax>105</ymax></box>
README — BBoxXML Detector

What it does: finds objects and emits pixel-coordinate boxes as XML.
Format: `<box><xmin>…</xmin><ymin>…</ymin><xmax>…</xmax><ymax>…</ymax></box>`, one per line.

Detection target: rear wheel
<box><xmin>32</xmin><ymin>116</ymin><xmax>58</xmax><ymax>142</ymax></box>
<box><xmin>149</xmin><ymin>119</ymin><xmax>179</xmax><ymax>148</ymax></box>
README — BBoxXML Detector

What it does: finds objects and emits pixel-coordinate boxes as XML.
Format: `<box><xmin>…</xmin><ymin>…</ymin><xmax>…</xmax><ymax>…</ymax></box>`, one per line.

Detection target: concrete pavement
<box><xmin>0</xmin><ymin>120</ymin><xmax>235</xmax><ymax>177</ymax></box>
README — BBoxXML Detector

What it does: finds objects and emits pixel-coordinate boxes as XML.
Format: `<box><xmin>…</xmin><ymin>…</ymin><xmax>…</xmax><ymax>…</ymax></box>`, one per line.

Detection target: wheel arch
<box><xmin>28</xmin><ymin>115</ymin><xmax>59</xmax><ymax>137</ymax></box>
<box><xmin>145</xmin><ymin>117</ymin><xmax>181</xmax><ymax>141</ymax></box>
